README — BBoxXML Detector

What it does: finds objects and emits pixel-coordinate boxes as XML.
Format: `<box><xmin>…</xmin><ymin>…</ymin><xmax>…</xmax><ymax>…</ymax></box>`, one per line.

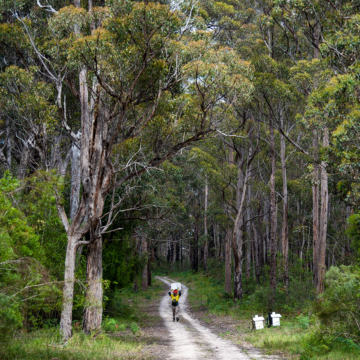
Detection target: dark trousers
<box><xmin>172</xmin><ymin>305</ymin><xmax>179</xmax><ymax>318</ymax></box>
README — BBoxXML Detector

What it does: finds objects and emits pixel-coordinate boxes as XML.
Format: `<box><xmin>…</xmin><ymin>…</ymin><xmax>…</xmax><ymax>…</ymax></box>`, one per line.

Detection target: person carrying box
<box><xmin>168</xmin><ymin>289</ymin><xmax>181</xmax><ymax>322</ymax></box>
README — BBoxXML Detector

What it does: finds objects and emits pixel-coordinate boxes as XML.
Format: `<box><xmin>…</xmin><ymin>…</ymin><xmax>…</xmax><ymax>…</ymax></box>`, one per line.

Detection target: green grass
<box><xmin>0</xmin><ymin>278</ymin><xmax>165</xmax><ymax>360</ymax></box>
<box><xmin>0</xmin><ymin>330</ymin><xmax>146</xmax><ymax>360</ymax></box>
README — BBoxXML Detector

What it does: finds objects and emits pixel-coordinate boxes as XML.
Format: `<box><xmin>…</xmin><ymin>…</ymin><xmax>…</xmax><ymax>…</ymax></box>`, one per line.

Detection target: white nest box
<box><xmin>271</xmin><ymin>312</ymin><xmax>282</xmax><ymax>326</ymax></box>
<box><xmin>252</xmin><ymin>315</ymin><xmax>265</xmax><ymax>330</ymax></box>
<box><xmin>171</xmin><ymin>282</ymin><xmax>181</xmax><ymax>291</ymax></box>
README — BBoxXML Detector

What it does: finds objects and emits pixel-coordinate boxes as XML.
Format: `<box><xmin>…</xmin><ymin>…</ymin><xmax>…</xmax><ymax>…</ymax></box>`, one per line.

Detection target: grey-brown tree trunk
<box><xmin>280</xmin><ymin>116</ymin><xmax>289</xmax><ymax>289</ymax></box>
<box><xmin>312</xmin><ymin>131</ymin><xmax>320</xmax><ymax>286</ymax></box>
<box><xmin>269</xmin><ymin>118</ymin><xmax>277</xmax><ymax>309</ymax></box>
<box><xmin>252</xmin><ymin>224</ymin><xmax>260</xmax><ymax>283</ymax></box>
<box><xmin>141</xmin><ymin>236</ymin><xmax>148</xmax><ymax>291</ymax></box>
<box><xmin>246</xmin><ymin>184</ymin><xmax>251</xmax><ymax>279</ymax></box>
<box><xmin>225</xmin><ymin>227</ymin><xmax>232</xmax><ymax>293</ymax></box>
<box><xmin>317</xmin><ymin>129</ymin><xmax>329</xmax><ymax>294</ymax></box>
<box><xmin>204</xmin><ymin>180</ymin><xmax>208</xmax><ymax>272</ymax></box>
<box><xmin>82</xmin><ymin>236</ymin><xmax>103</xmax><ymax>334</ymax></box>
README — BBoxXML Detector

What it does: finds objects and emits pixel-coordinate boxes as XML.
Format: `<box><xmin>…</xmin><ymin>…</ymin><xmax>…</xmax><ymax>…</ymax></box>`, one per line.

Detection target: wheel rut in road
<box><xmin>156</xmin><ymin>276</ymin><xmax>255</xmax><ymax>360</ymax></box>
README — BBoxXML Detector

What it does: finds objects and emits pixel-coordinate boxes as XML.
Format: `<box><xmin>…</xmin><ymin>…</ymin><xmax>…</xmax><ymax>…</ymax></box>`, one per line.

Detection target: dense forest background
<box><xmin>1</xmin><ymin>0</ymin><xmax>360</xmax><ymax>358</ymax></box>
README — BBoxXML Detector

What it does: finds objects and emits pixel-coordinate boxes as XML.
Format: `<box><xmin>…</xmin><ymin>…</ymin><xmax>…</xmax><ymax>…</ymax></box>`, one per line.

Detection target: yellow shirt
<box><xmin>171</xmin><ymin>293</ymin><xmax>180</xmax><ymax>302</ymax></box>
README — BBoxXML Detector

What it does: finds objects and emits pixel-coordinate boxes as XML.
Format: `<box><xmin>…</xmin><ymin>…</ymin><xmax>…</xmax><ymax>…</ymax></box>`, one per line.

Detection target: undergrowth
<box><xmin>0</xmin><ymin>278</ymin><xmax>164</xmax><ymax>360</ymax></box>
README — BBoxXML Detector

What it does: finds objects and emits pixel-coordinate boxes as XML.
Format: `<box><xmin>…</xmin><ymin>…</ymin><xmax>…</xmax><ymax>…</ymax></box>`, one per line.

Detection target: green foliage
<box><xmin>0</xmin><ymin>172</ymin><xmax>68</xmax><ymax>333</ymax></box>
<box><xmin>347</xmin><ymin>213</ymin><xmax>360</xmax><ymax>255</ymax></box>
<box><xmin>296</xmin><ymin>314</ymin><xmax>310</xmax><ymax>329</ymax></box>
<box><xmin>102</xmin><ymin>317</ymin><xmax>126</xmax><ymax>332</ymax></box>
<box><xmin>315</xmin><ymin>266</ymin><xmax>360</xmax><ymax>343</ymax></box>
<box><xmin>130</xmin><ymin>322</ymin><xmax>140</xmax><ymax>334</ymax></box>
<box><xmin>300</xmin><ymin>328</ymin><xmax>331</xmax><ymax>360</ymax></box>
<box><xmin>0</xmin><ymin>294</ymin><xmax>22</xmax><ymax>336</ymax></box>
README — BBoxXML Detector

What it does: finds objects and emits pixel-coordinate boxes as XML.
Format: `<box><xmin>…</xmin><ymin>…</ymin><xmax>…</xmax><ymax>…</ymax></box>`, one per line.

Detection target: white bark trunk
<box><xmin>70</xmin><ymin>139</ymin><xmax>81</xmax><ymax>221</ymax></box>
<box><xmin>60</xmin><ymin>238</ymin><xmax>77</xmax><ymax>340</ymax></box>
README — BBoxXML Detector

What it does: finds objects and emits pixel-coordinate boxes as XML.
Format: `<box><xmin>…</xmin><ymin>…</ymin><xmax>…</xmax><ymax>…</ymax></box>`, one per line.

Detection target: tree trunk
<box><xmin>233</xmin><ymin>163</ymin><xmax>250</xmax><ymax>300</ymax></box>
<box><xmin>312</xmin><ymin>131</ymin><xmax>320</xmax><ymax>286</ymax></box>
<box><xmin>280</xmin><ymin>115</ymin><xmax>289</xmax><ymax>289</ymax></box>
<box><xmin>233</xmin><ymin>246</ymin><xmax>243</xmax><ymax>301</ymax></box>
<box><xmin>167</xmin><ymin>240</ymin><xmax>171</xmax><ymax>263</ymax></box>
<box><xmin>18</xmin><ymin>139</ymin><xmax>30</xmax><ymax>179</ymax></box>
<box><xmin>265</xmin><ymin>201</ymin><xmax>270</xmax><ymax>265</ymax></box>
<box><xmin>148</xmin><ymin>248</ymin><xmax>152</xmax><ymax>286</ymax></box>
<box><xmin>175</xmin><ymin>236</ymin><xmax>180</xmax><ymax>262</ymax></box>
<box><xmin>317</xmin><ymin>128</ymin><xmax>329</xmax><ymax>294</ymax></box>
<box><xmin>6</xmin><ymin>118</ymin><xmax>11</xmax><ymax>168</ymax></box>
<box><xmin>269</xmin><ymin>118</ymin><xmax>277</xmax><ymax>309</ymax></box>
<box><xmin>253</xmin><ymin>224</ymin><xmax>260</xmax><ymax>283</ymax></box>
<box><xmin>204</xmin><ymin>180</ymin><xmax>208</xmax><ymax>272</ymax></box>
<box><xmin>193</xmin><ymin>217</ymin><xmax>199</xmax><ymax>272</ymax></box>
<box><xmin>180</xmin><ymin>238</ymin><xmax>183</xmax><ymax>268</ymax></box>
<box><xmin>60</xmin><ymin>238</ymin><xmax>78</xmax><ymax>340</ymax></box>
<box><xmin>246</xmin><ymin>183</ymin><xmax>251</xmax><ymax>279</ymax></box>
<box><xmin>82</xmin><ymin>236</ymin><xmax>103</xmax><ymax>334</ymax></box>
<box><xmin>141</xmin><ymin>236</ymin><xmax>148</xmax><ymax>291</ymax></box>
<box><xmin>225</xmin><ymin>227</ymin><xmax>232</xmax><ymax>293</ymax></box>
<box><xmin>70</xmin><ymin>140</ymin><xmax>81</xmax><ymax>220</ymax></box>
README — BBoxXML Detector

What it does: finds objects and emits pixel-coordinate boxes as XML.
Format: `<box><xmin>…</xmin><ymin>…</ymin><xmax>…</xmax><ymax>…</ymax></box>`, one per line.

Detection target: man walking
<box><xmin>168</xmin><ymin>289</ymin><xmax>181</xmax><ymax>322</ymax></box>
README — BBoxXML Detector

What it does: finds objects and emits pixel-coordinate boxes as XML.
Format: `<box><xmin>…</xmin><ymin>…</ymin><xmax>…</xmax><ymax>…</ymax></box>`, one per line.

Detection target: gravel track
<box><xmin>156</xmin><ymin>276</ymin><xmax>276</xmax><ymax>360</ymax></box>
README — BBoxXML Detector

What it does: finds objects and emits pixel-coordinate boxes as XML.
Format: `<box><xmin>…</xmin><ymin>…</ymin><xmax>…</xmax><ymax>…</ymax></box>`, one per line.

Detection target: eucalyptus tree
<box><xmin>0</xmin><ymin>0</ymin><xmax>254</xmax><ymax>339</ymax></box>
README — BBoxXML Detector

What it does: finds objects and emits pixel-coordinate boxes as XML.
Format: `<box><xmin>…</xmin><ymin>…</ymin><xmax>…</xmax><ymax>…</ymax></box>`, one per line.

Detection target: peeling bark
<box><xmin>82</xmin><ymin>236</ymin><xmax>103</xmax><ymax>335</ymax></box>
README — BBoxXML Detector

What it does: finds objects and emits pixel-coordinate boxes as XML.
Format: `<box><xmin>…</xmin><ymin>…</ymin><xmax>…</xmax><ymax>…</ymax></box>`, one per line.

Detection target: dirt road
<box><xmin>156</xmin><ymin>276</ymin><xmax>282</xmax><ymax>360</ymax></box>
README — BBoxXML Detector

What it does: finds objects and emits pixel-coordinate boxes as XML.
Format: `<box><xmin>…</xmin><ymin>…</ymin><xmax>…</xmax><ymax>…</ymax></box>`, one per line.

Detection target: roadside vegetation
<box><xmin>0</xmin><ymin>279</ymin><xmax>165</xmax><ymax>360</ymax></box>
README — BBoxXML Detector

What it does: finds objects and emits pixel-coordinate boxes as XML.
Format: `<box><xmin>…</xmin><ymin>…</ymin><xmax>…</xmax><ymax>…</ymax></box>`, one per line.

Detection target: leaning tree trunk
<box><xmin>269</xmin><ymin>117</ymin><xmax>277</xmax><ymax>310</ymax></box>
<box><xmin>233</xmin><ymin>162</ymin><xmax>251</xmax><ymax>300</ymax></box>
<box><xmin>317</xmin><ymin>128</ymin><xmax>329</xmax><ymax>294</ymax></box>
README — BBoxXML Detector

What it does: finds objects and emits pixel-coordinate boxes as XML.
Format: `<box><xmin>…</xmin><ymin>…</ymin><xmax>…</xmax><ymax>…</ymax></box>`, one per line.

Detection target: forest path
<box><xmin>156</xmin><ymin>276</ymin><xmax>281</xmax><ymax>360</ymax></box>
